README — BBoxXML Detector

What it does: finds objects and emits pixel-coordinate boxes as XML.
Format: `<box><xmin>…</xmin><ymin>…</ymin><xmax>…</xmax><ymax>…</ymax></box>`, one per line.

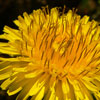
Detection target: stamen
<box><xmin>91</xmin><ymin>43</ymin><xmax>98</xmax><ymax>52</ymax></box>
<box><xmin>77</xmin><ymin>51</ymin><xmax>83</xmax><ymax>62</ymax></box>
<box><xmin>39</xmin><ymin>34</ymin><xmax>47</xmax><ymax>50</ymax></box>
<box><xmin>44</xmin><ymin>58</ymin><xmax>47</xmax><ymax>67</ymax></box>
<box><xmin>70</xmin><ymin>42</ymin><xmax>74</xmax><ymax>54</ymax></box>
<box><xmin>71</xmin><ymin>56</ymin><xmax>76</xmax><ymax>66</ymax></box>
<box><xmin>51</xmin><ymin>49</ymin><xmax>55</xmax><ymax>59</ymax></box>
<box><xmin>58</xmin><ymin>37</ymin><xmax>66</xmax><ymax>51</ymax></box>
<box><xmin>31</xmin><ymin>47</ymin><xmax>33</xmax><ymax>57</ymax></box>
<box><xmin>62</xmin><ymin>73</ymin><xmax>68</xmax><ymax>78</ymax></box>
<box><xmin>63</xmin><ymin>60</ymin><xmax>69</xmax><ymax>68</ymax></box>
<box><xmin>84</xmin><ymin>49</ymin><xmax>91</xmax><ymax>58</ymax></box>
<box><xmin>91</xmin><ymin>50</ymin><xmax>97</xmax><ymax>59</ymax></box>
<box><xmin>50</xmin><ymin>34</ymin><xmax>58</xmax><ymax>48</ymax></box>
<box><xmin>45</xmin><ymin>40</ymin><xmax>48</xmax><ymax>50</ymax></box>
<box><xmin>25</xmin><ymin>41</ymin><xmax>28</xmax><ymax>51</ymax></box>
<box><xmin>41</xmin><ymin>51</ymin><xmax>44</xmax><ymax>60</ymax></box>
<box><xmin>76</xmin><ymin>37</ymin><xmax>81</xmax><ymax>53</ymax></box>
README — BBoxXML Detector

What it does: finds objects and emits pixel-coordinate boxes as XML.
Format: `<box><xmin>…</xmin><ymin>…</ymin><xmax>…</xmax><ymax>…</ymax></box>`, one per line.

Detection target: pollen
<box><xmin>0</xmin><ymin>7</ymin><xmax>100</xmax><ymax>100</ymax></box>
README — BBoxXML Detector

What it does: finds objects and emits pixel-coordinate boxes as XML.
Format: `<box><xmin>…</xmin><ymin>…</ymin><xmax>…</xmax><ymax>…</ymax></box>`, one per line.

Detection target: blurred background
<box><xmin>0</xmin><ymin>0</ymin><xmax>100</xmax><ymax>99</ymax></box>
<box><xmin>0</xmin><ymin>0</ymin><xmax>100</xmax><ymax>33</ymax></box>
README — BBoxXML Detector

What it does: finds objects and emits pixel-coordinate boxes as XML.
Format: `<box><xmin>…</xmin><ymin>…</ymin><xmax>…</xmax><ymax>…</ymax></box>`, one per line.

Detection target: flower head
<box><xmin>0</xmin><ymin>7</ymin><xmax>100</xmax><ymax>100</ymax></box>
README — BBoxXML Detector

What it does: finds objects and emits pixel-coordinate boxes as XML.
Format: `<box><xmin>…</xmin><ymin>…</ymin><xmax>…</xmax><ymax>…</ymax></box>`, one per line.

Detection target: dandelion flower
<box><xmin>0</xmin><ymin>7</ymin><xmax>100</xmax><ymax>100</ymax></box>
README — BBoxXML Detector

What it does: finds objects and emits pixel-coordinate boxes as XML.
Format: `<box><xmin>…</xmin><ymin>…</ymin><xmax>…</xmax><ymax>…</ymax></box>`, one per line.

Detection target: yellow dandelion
<box><xmin>0</xmin><ymin>7</ymin><xmax>100</xmax><ymax>100</ymax></box>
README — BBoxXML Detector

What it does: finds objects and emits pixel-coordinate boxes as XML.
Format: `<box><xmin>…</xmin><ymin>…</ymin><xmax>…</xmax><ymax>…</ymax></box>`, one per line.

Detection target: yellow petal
<box><xmin>7</xmin><ymin>78</ymin><xmax>28</xmax><ymax>96</ymax></box>
<box><xmin>81</xmin><ymin>78</ymin><xmax>98</xmax><ymax>92</ymax></box>
<box><xmin>0</xmin><ymin>61</ymin><xmax>11</xmax><ymax>71</ymax></box>
<box><xmin>34</xmin><ymin>87</ymin><xmax>45</xmax><ymax>100</ymax></box>
<box><xmin>0</xmin><ymin>72</ymin><xmax>11</xmax><ymax>80</ymax></box>
<box><xmin>1</xmin><ymin>78</ymin><xmax>15</xmax><ymax>90</ymax></box>
<box><xmin>13</xmin><ymin>67</ymin><xmax>27</xmax><ymax>72</ymax></box>
<box><xmin>7</xmin><ymin>87</ymin><xmax>22</xmax><ymax>96</ymax></box>
<box><xmin>62</xmin><ymin>79</ymin><xmax>69</xmax><ymax>94</ymax></box>
<box><xmin>0</xmin><ymin>42</ymin><xmax>9</xmax><ymax>47</ymax></box>
<box><xmin>55</xmin><ymin>81</ymin><xmax>64</xmax><ymax>100</ymax></box>
<box><xmin>16</xmin><ymin>80</ymin><xmax>33</xmax><ymax>100</ymax></box>
<box><xmin>3</xmin><ymin>26</ymin><xmax>21</xmax><ymax>39</ymax></box>
<box><xmin>0</xmin><ymin>68</ymin><xmax>12</xmax><ymax>80</ymax></box>
<box><xmin>79</xmin><ymin>80</ymin><xmax>93</xmax><ymax>100</ymax></box>
<box><xmin>23</xmin><ymin>12</ymin><xmax>31</xmax><ymax>26</ymax></box>
<box><xmin>0</xmin><ymin>47</ymin><xmax>19</xmax><ymax>55</ymax></box>
<box><xmin>50</xmin><ymin>8</ymin><xmax>59</xmax><ymax>23</ymax></box>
